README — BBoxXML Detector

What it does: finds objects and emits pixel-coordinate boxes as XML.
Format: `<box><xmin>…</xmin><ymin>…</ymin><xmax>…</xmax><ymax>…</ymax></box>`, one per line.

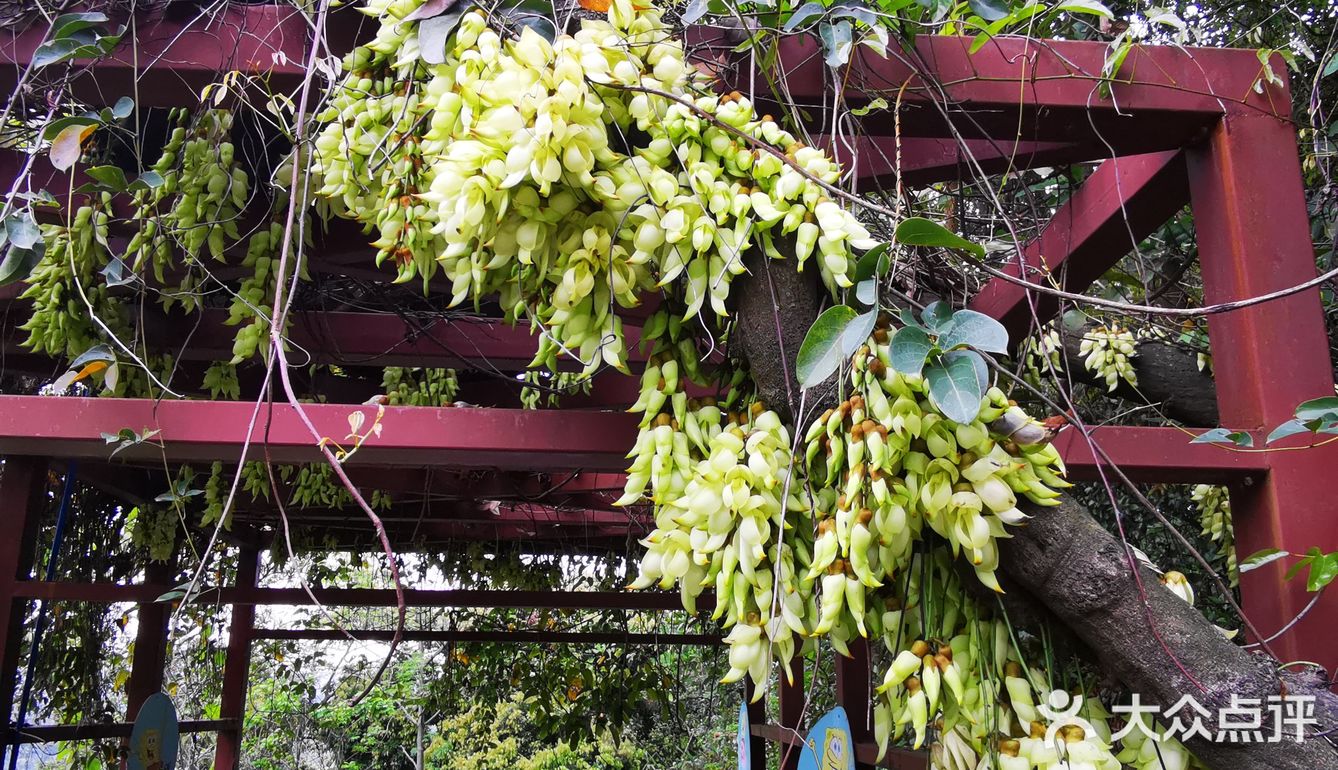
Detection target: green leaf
<box><xmin>946</xmin><ymin>348</ymin><xmax>989</xmax><ymax>393</ymax></box>
<box><xmin>418</xmin><ymin>12</ymin><xmax>466</xmax><ymax>64</ymax></box>
<box><xmin>1294</xmin><ymin>396</ymin><xmax>1338</xmax><ymax>421</ymax></box>
<box><xmin>0</xmin><ymin>244</ymin><xmax>43</xmax><ymax>286</ymax></box>
<box><xmin>850</xmin><ymin>97</ymin><xmax>889</xmax><ymax>117</ymax></box>
<box><xmin>101</xmin><ymin>256</ymin><xmax>134</xmax><ymax>287</ymax></box>
<box><xmin>1054</xmin><ymin>0</ymin><xmax>1112</xmax><ymax>16</ymax></box>
<box><xmin>1266</xmin><ymin>419</ymin><xmax>1312</xmax><ymax>444</ymax></box>
<box><xmin>70</xmin><ymin>344</ymin><xmax>115</xmax><ymax>369</ymax></box>
<box><xmin>840</xmin><ymin>309</ymin><xmax>878</xmax><ymax>357</ymax></box>
<box><xmin>1190</xmin><ymin>428</ymin><xmax>1254</xmax><ymax>447</ymax></box>
<box><xmin>783</xmin><ymin>1</ymin><xmax>827</xmax><ymax>30</ymax></box>
<box><xmin>819</xmin><ymin>20</ymin><xmax>853</xmax><ymax>67</ymax></box>
<box><xmin>919</xmin><ymin>300</ymin><xmax>955</xmax><ymax>333</ymax></box>
<box><xmin>1284</xmin><ymin>554</ymin><xmax>1314</xmax><ymax>582</ymax></box>
<box><xmin>1239</xmin><ymin>548</ymin><xmax>1289</xmax><ymax>574</ymax></box>
<box><xmin>84</xmin><ymin>164</ymin><xmax>128</xmax><ymax>191</ymax></box>
<box><xmin>129</xmin><ymin>170</ymin><xmax>165</xmax><ymax>191</ymax></box>
<box><xmin>50</xmin><ymin>11</ymin><xmax>109</xmax><ymax>38</ymax></box>
<box><xmin>5</xmin><ymin>212</ymin><xmax>40</xmax><ymax>249</ymax></box>
<box><xmin>1323</xmin><ymin>54</ymin><xmax>1338</xmax><ymax>79</ymax></box>
<box><xmin>855</xmin><ymin>279</ymin><xmax>877</xmax><ymax>307</ymax></box>
<box><xmin>797</xmin><ymin>305</ymin><xmax>859</xmax><ymax>389</ymax></box>
<box><xmin>926</xmin><ymin>354</ymin><xmax>983</xmax><ymax>424</ymax></box>
<box><xmin>889</xmin><ymin>325</ymin><xmax>933</xmax><ymax>377</ymax></box>
<box><xmin>967</xmin><ymin>0</ymin><xmax>1008</xmax><ymax>21</ymax></box>
<box><xmin>1305</xmin><ymin>552</ymin><xmax>1338</xmax><ymax>592</ymax></box>
<box><xmin>42</xmin><ymin>114</ymin><xmax>99</xmax><ymax>142</ymax></box>
<box><xmin>110</xmin><ymin>96</ymin><xmax>134</xmax><ymax>119</ymax></box>
<box><xmin>894</xmin><ymin>217</ymin><xmax>984</xmax><ymax>257</ymax></box>
<box><xmin>939</xmin><ymin>309</ymin><xmax>1008</xmax><ymax>353</ymax></box>
<box><xmin>853</xmin><ymin>242</ymin><xmax>890</xmax><ymax>282</ymax></box>
<box><xmin>830</xmin><ymin>0</ymin><xmax>878</xmax><ymax>27</ymax></box>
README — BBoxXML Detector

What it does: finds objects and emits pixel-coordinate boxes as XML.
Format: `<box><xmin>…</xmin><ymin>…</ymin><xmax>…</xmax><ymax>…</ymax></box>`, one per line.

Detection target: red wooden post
<box><xmin>1186</xmin><ymin>103</ymin><xmax>1338</xmax><ymax>672</ymax></box>
<box><xmin>0</xmin><ymin>458</ymin><xmax>47</xmax><ymax>763</ymax></box>
<box><xmin>836</xmin><ymin>639</ymin><xmax>873</xmax><ymax>769</ymax></box>
<box><xmin>125</xmin><ymin>560</ymin><xmax>174</xmax><ymax>719</ymax></box>
<box><xmin>743</xmin><ymin>680</ymin><xmax>767</xmax><ymax>770</ymax></box>
<box><xmin>214</xmin><ymin>546</ymin><xmax>259</xmax><ymax>770</ymax></box>
<box><xmin>778</xmin><ymin>655</ymin><xmax>805</xmax><ymax>770</ymax></box>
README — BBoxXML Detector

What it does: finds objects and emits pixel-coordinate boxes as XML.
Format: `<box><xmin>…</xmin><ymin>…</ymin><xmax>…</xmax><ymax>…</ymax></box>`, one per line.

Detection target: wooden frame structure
<box><xmin>1</xmin><ymin>5</ymin><xmax>1335</xmax><ymax>769</ymax></box>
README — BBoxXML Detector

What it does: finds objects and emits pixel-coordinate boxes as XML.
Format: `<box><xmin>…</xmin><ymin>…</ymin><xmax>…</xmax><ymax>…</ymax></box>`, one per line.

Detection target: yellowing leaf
<box><xmin>50</xmin><ymin>124</ymin><xmax>94</xmax><ymax>171</ymax></box>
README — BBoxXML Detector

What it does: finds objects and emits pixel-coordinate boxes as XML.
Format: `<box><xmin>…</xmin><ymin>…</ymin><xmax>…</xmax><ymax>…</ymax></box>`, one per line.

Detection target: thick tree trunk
<box><xmin>1002</xmin><ymin>498</ymin><xmax>1338</xmax><ymax>769</ymax></box>
<box><xmin>1058</xmin><ymin>322</ymin><xmax>1219</xmax><ymax>427</ymax></box>
<box><xmin>732</xmin><ymin>265</ymin><xmax>1338</xmax><ymax>769</ymax></box>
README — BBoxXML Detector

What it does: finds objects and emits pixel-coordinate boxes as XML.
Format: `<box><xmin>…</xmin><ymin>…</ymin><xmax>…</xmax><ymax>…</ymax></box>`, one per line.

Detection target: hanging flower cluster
<box><xmin>1078</xmin><ymin>324</ymin><xmax>1138</xmax><ymax>391</ymax></box>
<box><xmin>312</xmin><ymin>0</ymin><xmax>875</xmax><ymax>375</ymax></box>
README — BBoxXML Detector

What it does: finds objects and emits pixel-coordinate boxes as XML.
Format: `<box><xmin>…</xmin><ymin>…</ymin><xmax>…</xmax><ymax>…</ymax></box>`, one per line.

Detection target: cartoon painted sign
<box><xmin>797</xmin><ymin>706</ymin><xmax>855</xmax><ymax>770</ymax></box>
<box><xmin>737</xmin><ymin>700</ymin><xmax>752</xmax><ymax>770</ymax></box>
<box><xmin>128</xmin><ymin>692</ymin><xmax>179</xmax><ymax>770</ymax></box>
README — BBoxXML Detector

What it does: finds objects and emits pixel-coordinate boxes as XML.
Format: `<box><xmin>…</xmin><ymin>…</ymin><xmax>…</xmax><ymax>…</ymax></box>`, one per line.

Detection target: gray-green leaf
<box><xmin>889</xmin><ymin>326</ymin><xmax>933</xmax><ymax>377</ymax></box>
<box><xmin>926</xmin><ymin>354</ymin><xmax>983</xmax><ymax>424</ymax></box>
<box><xmin>797</xmin><ymin>305</ymin><xmax>859</xmax><ymax>389</ymax></box>
<box><xmin>895</xmin><ymin>217</ymin><xmax>985</xmax><ymax>257</ymax></box>
<box><xmin>939</xmin><ymin>309</ymin><xmax>1009</xmax><ymax>353</ymax></box>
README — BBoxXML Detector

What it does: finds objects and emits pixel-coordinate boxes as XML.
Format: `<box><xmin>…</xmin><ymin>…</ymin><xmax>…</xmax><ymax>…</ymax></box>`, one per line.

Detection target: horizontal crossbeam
<box><xmin>252</xmin><ymin>628</ymin><xmax>721</xmax><ymax>645</ymax></box>
<box><xmin>12</xmin><ymin>583</ymin><xmax>701</xmax><ymax>611</ymax></box>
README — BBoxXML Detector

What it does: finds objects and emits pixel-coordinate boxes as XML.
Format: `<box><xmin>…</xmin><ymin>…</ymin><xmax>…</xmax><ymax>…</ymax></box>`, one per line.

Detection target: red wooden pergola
<box><xmin>1</xmin><ymin>5</ymin><xmax>1336</xmax><ymax>769</ymax></box>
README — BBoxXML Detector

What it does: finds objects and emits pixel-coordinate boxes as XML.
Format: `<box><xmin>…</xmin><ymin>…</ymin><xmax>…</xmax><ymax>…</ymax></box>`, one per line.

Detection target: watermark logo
<box><xmin>1038</xmin><ymin>692</ymin><xmax>1318</xmax><ymax>746</ymax></box>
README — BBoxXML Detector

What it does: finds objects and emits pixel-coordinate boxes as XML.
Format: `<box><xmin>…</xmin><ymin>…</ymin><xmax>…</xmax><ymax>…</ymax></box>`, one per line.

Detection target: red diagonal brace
<box><xmin>970</xmin><ymin>151</ymin><xmax>1188</xmax><ymax>341</ymax></box>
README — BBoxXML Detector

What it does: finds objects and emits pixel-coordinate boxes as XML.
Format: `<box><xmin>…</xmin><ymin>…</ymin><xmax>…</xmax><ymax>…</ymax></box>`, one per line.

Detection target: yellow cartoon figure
<box><xmin>137</xmin><ymin>727</ymin><xmax>163</xmax><ymax>770</ymax></box>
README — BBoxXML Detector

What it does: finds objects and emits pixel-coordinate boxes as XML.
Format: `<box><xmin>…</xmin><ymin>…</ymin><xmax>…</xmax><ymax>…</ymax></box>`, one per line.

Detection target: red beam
<box><xmin>7</xmin><ymin>719</ymin><xmax>236</xmax><ymax>745</ymax></box>
<box><xmin>214</xmin><ymin>547</ymin><xmax>257</xmax><ymax>770</ymax></box>
<box><xmin>0</xmin><ymin>396</ymin><xmax>637</xmax><ymax>471</ymax></box>
<box><xmin>825</xmin><ymin>137</ymin><xmax>1083</xmax><ymax>190</ymax></box>
<box><xmin>731</xmin><ymin>34</ymin><xmax>1284</xmax><ymax>150</ymax></box>
<box><xmin>1188</xmin><ymin>108</ymin><xmax>1338</xmax><ymax>672</ymax></box>
<box><xmin>0</xmin><ymin>398</ymin><xmax>1267</xmax><ymax>480</ymax></box>
<box><xmin>140</xmin><ymin>308</ymin><xmax>647</xmax><ymax>372</ymax></box>
<box><xmin>0</xmin><ymin>459</ymin><xmax>47</xmax><ymax>764</ymax></box>
<box><xmin>11</xmin><ymin>583</ymin><xmax>704</xmax><ymax>611</ymax></box>
<box><xmin>969</xmin><ymin>150</ymin><xmax>1189</xmax><ymax>340</ymax></box>
<box><xmin>0</xmin><ymin>6</ymin><xmax>307</xmax><ymax>108</ymax></box>
<box><xmin>1052</xmin><ymin>426</ymin><xmax>1269</xmax><ymax>483</ymax></box>
<box><xmin>252</xmin><ymin>628</ymin><xmax>721</xmax><ymax>645</ymax></box>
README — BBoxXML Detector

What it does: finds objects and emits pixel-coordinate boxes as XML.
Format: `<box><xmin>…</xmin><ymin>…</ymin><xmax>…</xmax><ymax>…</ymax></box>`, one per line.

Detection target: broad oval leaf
<box><xmin>70</xmin><ymin>343</ymin><xmax>115</xmax><ymax>369</ymax></box>
<box><xmin>0</xmin><ymin>245</ymin><xmax>43</xmax><ymax>286</ymax></box>
<box><xmin>939</xmin><ymin>309</ymin><xmax>1009</xmax><ymax>353</ymax></box>
<box><xmin>895</xmin><ymin>217</ymin><xmax>985</xmax><ymax>257</ymax></box>
<box><xmin>84</xmin><ymin>164</ymin><xmax>128</xmax><ymax>191</ymax></box>
<box><xmin>1265</xmin><ymin>419</ymin><xmax>1311</xmax><ymax>444</ymax></box>
<box><xmin>1190</xmin><ymin>428</ymin><xmax>1254</xmax><ymax>447</ymax></box>
<box><xmin>926</xmin><ymin>353</ymin><xmax>983</xmax><ymax>424</ymax></box>
<box><xmin>889</xmin><ymin>325</ymin><xmax>933</xmax><ymax>377</ymax></box>
<box><xmin>840</xmin><ymin>309</ymin><xmax>878</xmax><ymax>357</ymax></box>
<box><xmin>946</xmin><ymin>348</ymin><xmax>989</xmax><ymax>393</ymax></box>
<box><xmin>819</xmin><ymin>19</ymin><xmax>853</xmax><ymax>67</ymax></box>
<box><xmin>418</xmin><ymin>12</ymin><xmax>466</xmax><ymax>64</ymax></box>
<box><xmin>1295</xmin><ymin>396</ymin><xmax>1338</xmax><ymax>421</ymax></box>
<box><xmin>919</xmin><ymin>300</ymin><xmax>955</xmax><ymax>333</ymax></box>
<box><xmin>853</xmin><ymin>242</ymin><xmax>891</xmax><ymax>282</ymax></box>
<box><xmin>967</xmin><ymin>0</ymin><xmax>1009</xmax><ymax>21</ymax></box>
<box><xmin>5</xmin><ymin>212</ymin><xmax>40</xmax><ymax>249</ymax></box>
<box><xmin>783</xmin><ymin>1</ymin><xmax>827</xmax><ymax>30</ymax></box>
<box><xmin>797</xmin><ymin>305</ymin><xmax>858</xmax><ymax>389</ymax></box>
<box><xmin>854</xmin><ymin>279</ymin><xmax>877</xmax><ymax>307</ymax></box>
<box><xmin>50</xmin><ymin>123</ymin><xmax>94</xmax><ymax>171</ymax></box>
